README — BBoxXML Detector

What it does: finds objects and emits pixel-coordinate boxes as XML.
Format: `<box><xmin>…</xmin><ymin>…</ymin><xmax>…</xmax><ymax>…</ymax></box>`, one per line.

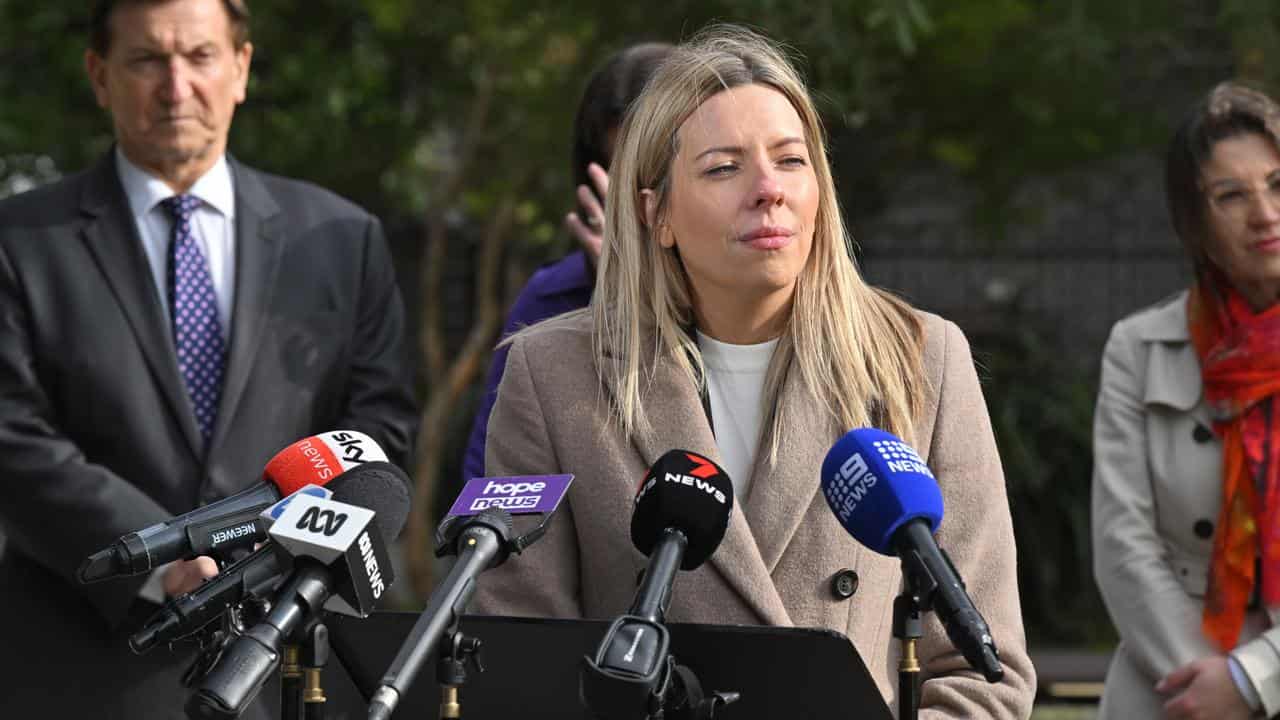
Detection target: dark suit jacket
<box><xmin>0</xmin><ymin>153</ymin><xmax>418</xmax><ymax>719</ymax></box>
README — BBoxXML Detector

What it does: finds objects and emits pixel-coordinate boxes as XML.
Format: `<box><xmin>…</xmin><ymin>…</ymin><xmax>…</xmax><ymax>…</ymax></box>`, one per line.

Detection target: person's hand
<box><xmin>564</xmin><ymin>162</ymin><xmax>610</xmax><ymax>262</ymax></box>
<box><xmin>162</xmin><ymin>556</ymin><xmax>220</xmax><ymax>597</ymax></box>
<box><xmin>1158</xmin><ymin>655</ymin><xmax>1255</xmax><ymax>720</ymax></box>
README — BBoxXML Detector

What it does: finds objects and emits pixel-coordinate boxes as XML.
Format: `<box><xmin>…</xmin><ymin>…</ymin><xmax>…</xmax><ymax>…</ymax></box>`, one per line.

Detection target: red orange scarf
<box><xmin>1191</xmin><ymin>282</ymin><xmax>1280</xmax><ymax>650</ymax></box>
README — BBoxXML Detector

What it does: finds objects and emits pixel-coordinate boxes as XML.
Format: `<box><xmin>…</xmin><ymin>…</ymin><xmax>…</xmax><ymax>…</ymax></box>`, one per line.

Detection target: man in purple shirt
<box><xmin>462</xmin><ymin>43</ymin><xmax>672</xmax><ymax>483</ymax></box>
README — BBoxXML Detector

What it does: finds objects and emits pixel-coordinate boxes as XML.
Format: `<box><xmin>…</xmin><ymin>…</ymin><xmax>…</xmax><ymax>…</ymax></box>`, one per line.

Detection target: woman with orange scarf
<box><xmin>1094</xmin><ymin>82</ymin><xmax>1280</xmax><ymax>720</ymax></box>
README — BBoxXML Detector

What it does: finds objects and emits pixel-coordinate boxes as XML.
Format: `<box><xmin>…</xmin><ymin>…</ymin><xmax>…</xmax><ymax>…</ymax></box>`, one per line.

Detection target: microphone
<box><xmin>186</xmin><ymin>462</ymin><xmax>411</xmax><ymax>720</ymax></box>
<box><xmin>367</xmin><ymin>473</ymin><xmax>574</xmax><ymax>720</ymax></box>
<box><xmin>128</xmin><ymin>484</ymin><xmax>334</xmax><ymax>654</ymax></box>
<box><xmin>580</xmin><ymin>450</ymin><xmax>734</xmax><ymax>719</ymax></box>
<box><xmin>79</xmin><ymin>431</ymin><xmax>386</xmax><ymax>582</ymax></box>
<box><xmin>628</xmin><ymin>450</ymin><xmax>733</xmax><ymax>618</ymax></box>
<box><xmin>820</xmin><ymin>428</ymin><xmax>1003</xmax><ymax>682</ymax></box>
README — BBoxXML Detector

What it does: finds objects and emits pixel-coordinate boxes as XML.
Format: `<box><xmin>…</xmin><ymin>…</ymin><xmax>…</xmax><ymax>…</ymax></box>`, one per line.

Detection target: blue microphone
<box><xmin>820</xmin><ymin>428</ymin><xmax>1002</xmax><ymax>682</ymax></box>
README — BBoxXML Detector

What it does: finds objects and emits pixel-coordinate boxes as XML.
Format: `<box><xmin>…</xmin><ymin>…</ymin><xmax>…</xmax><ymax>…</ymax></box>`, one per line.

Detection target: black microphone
<box><xmin>129</xmin><ymin>541</ymin><xmax>280</xmax><ymax>655</ymax></box>
<box><xmin>185</xmin><ymin>463</ymin><xmax>410</xmax><ymax>720</ymax></box>
<box><xmin>129</xmin><ymin>468</ymin><xmax>382</xmax><ymax>654</ymax></box>
<box><xmin>627</xmin><ymin>450</ymin><xmax>733</xmax><ymax>619</ymax></box>
<box><xmin>580</xmin><ymin>450</ymin><xmax>734</xmax><ymax>718</ymax></box>
<box><xmin>368</xmin><ymin>473</ymin><xmax>574</xmax><ymax>720</ymax></box>
<box><xmin>80</xmin><ymin>431</ymin><xmax>387</xmax><ymax>582</ymax></box>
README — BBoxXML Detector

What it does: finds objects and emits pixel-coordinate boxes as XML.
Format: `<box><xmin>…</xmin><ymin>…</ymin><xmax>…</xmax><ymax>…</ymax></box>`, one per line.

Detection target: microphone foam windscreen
<box><xmin>631</xmin><ymin>449</ymin><xmax>734</xmax><ymax>570</ymax></box>
<box><xmin>819</xmin><ymin>428</ymin><xmax>943</xmax><ymax>556</ymax></box>
<box><xmin>264</xmin><ymin>430</ymin><xmax>390</xmax><ymax>496</ymax></box>
<box><xmin>327</xmin><ymin>462</ymin><xmax>412</xmax><ymax>544</ymax></box>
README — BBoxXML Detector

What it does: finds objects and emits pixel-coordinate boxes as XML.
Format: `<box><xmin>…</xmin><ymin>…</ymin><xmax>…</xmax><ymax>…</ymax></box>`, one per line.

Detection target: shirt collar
<box><xmin>114</xmin><ymin>146</ymin><xmax>236</xmax><ymax>220</ymax></box>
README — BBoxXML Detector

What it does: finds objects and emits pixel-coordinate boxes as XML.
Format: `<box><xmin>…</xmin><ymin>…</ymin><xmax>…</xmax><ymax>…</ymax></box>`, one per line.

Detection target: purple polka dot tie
<box><xmin>162</xmin><ymin>194</ymin><xmax>225</xmax><ymax>448</ymax></box>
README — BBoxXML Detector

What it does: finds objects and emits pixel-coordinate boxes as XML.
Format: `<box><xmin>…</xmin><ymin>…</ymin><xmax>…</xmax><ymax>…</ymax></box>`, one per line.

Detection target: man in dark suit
<box><xmin>0</xmin><ymin>1</ymin><xmax>418</xmax><ymax>717</ymax></box>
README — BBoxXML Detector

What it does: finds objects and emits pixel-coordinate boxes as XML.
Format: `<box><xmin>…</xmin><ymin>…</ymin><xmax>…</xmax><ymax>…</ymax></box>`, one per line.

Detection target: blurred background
<box><xmin>3</xmin><ymin>1</ymin><xmax>1279</xmax><ymax>715</ymax></box>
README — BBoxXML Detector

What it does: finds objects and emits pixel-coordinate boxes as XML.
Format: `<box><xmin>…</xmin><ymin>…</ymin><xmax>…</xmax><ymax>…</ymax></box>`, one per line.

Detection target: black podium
<box><xmin>328</xmin><ymin>612</ymin><xmax>891</xmax><ymax>719</ymax></box>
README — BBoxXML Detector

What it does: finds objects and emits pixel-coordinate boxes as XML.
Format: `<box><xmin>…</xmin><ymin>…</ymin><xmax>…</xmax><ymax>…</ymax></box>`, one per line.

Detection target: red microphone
<box><xmin>78</xmin><ymin>430</ymin><xmax>388</xmax><ymax>583</ymax></box>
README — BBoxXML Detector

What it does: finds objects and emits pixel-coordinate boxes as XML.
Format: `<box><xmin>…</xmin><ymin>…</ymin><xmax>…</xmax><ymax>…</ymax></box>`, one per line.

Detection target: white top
<box><xmin>115</xmin><ymin>147</ymin><xmax>236</xmax><ymax>340</ymax></box>
<box><xmin>697</xmin><ymin>331</ymin><xmax>779</xmax><ymax>500</ymax></box>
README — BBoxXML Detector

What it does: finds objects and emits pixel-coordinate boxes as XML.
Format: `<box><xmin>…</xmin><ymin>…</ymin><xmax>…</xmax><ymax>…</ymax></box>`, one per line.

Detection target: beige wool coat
<box><xmin>1093</xmin><ymin>290</ymin><xmax>1280</xmax><ymax>718</ymax></box>
<box><xmin>472</xmin><ymin>309</ymin><xmax>1036</xmax><ymax>718</ymax></box>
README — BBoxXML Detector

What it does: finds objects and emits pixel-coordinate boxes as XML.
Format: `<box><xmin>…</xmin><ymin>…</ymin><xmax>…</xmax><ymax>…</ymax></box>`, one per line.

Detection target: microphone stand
<box><xmin>892</xmin><ymin>582</ymin><xmax>923</xmax><ymax>720</ymax></box>
<box><xmin>436</xmin><ymin>631</ymin><xmax>483</xmax><ymax>719</ymax></box>
<box><xmin>301</xmin><ymin>623</ymin><xmax>330</xmax><ymax>720</ymax></box>
<box><xmin>581</xmin><ymin>645</ymin><xmax>737</xmax><ymax>720</ymax></box>
<box><xmin>370</xmin><ymin>507</ymin><xmax>559</xmax><ymax>720</ymax></box>
<box><xmin>282</xmin><ymin>644</ymin><xmax>303</xmax><ymax>720</ymax></box>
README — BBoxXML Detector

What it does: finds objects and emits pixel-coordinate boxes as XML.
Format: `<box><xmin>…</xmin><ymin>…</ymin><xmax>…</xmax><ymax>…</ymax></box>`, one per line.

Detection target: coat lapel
<box><xmin>741</xmin><ymin>357</ymin><xmax>842</xmax><ymax>574</ymax></box>
<box><xmin>1137</xmin><ymin>292</ymin><xmax>1213</xmax><ymax>428</ymax></box>
<box><xmin>605</xmin><ymin>339</ymin><xmax>793</xmax><ymax>626</ymax></box>
<box><xmin>208</xmin><ymin>160</ymin><xmax>283</xmax><ymax>453</ymax></box>
<box><xmin>78</xmin><ymin>153</ymin><xmax>203</xmax><ymax>458</ymax></box>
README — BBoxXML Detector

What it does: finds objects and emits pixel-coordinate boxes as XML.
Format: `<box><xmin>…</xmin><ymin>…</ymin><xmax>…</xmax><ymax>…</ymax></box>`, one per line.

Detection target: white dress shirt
<box><xmin>114</xmin><ymin>146</ymin><xmax>236</xmax><ymax>340</ymax></box>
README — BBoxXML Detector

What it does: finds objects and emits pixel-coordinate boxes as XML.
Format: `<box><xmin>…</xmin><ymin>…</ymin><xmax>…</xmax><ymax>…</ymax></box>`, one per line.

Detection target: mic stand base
<box><xmin>301</xmin><ymin>624</ymin><xmax>330</xmax><ymax>720</ymax></box>
<box><xmin>664</xmin><ymin>661</ymin><xmax>738</xmax><ymax>720</ymax></box>
<box><xmin>282</xmin><ymin>645</ymin><xmax>302</xmax><ymax>720</ymax></box>
<box><xmin>893</xmin><ymin>584</ymin><xmax>924</xmax><ymax>720</ymax></box>
<box><xmin>437</xmin><ymin>630</ymin><xmax>484</xmax><ymax>720</ymax></box>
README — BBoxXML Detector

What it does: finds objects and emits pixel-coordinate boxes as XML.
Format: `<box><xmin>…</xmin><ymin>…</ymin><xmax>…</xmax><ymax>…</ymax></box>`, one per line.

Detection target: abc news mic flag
<box><xmin>268</xmin><ymin>491</ymin><xmax>392</xmax><ymax>617</ymax></box>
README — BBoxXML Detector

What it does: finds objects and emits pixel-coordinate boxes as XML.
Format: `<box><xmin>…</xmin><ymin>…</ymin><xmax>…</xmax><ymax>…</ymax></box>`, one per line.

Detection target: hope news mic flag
<box><xmin>80</xmin><ymin>430</ymin><xmax>387</xmax><ymax>582</ymax></box>
<box><xmin>367</xmin><ymin>474</ymin><xmax>573</xmax><ymax>720</ymax></box>
<box><xmin>819</xmin><ymin>428</ymin><xmax>1002</xmax><ymax>682</ymax></box>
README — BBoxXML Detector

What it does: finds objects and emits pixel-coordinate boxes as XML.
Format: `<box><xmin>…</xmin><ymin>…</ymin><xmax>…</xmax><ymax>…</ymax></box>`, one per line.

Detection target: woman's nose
<box><xmin>752</xmin><ymin>169</ymin><xmax>785</xmax><ymax>208</ymax></box>
<box><xmin>1251</xmin><ymin>187</ymin><xmax>1280</xmax><ymax>226</ymax></box>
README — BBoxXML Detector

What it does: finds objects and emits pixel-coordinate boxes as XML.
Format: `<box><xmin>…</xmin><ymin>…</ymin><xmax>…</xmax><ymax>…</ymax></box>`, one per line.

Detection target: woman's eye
<box><xmin>779</xmin><ymin>156</ymin><xmax>808</xmax><ymax>168</ymax></box>
<box><xmin>705</xmin><ymin>164</ymin><xmax>736</xmax><ymax>176</ymax></box>
<box><xmin>1217</xmin><ymin>190</ymin><xmax>1245</xmax><ymax>204</ymax></box>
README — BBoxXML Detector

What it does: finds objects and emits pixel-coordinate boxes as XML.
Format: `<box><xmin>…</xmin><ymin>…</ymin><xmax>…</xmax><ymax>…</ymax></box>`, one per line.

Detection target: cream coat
<box><xmin>472</xmin><ymin>309</ymin><xmax>1035</xmax><ymax>718</ymax></box>
<box><xmin>1093</xmin><ymin>290</ymin><xmax>1280</xmax><ymax>717</ymax></box>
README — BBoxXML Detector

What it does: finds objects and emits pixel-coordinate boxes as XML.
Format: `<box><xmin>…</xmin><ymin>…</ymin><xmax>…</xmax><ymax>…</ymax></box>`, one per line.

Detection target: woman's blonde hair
<box><xmin>593</xmin><ymin>23</ymin><xmax>925</xmax><ymax>458</ymax></box>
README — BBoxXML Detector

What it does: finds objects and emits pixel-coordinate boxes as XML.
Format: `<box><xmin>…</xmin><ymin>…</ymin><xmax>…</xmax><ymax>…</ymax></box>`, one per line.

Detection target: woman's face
<box><xmin>1202</xmin><ymin>132</ymin><xmax>1280</xmax><ymax>308</ymax></box>
<box><xmin>654</xmin><ymin>83</ymin><xmax>819</xmax><ymax>311</ymax></box>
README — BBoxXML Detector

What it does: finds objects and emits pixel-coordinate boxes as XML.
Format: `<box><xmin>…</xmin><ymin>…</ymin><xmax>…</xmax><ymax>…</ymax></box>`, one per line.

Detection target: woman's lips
<box><xmin>1254</xmin><ymin>236</ymin><xmax>1280</xmax><ymax>252</ymax></box>
<box><xmin>739</xmin><ymin>226</ymin><xmax>794</xmax><ymax>250</ymax></box>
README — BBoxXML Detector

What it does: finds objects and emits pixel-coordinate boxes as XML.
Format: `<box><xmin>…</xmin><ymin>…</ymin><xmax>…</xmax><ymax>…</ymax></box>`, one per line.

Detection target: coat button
<box><xmin>831</xmin><ymin>569</ymin><xmax>859</xmax><ymax>599</ymax></box>
<box><xmin>1193</xmin><ymin>424</ymin><xmax>1214</xmax><ymax>443</ymax></box>
<box><xmin>1194</xmin><ymin>519</ymin><xmax>1214</xmax><ymax>540</ymax></box>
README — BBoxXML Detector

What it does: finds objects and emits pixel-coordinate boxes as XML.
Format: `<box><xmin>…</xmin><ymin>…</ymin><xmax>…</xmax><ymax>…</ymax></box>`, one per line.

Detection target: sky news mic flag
<box><xmin>820</xmin><ymin>428</ymin><xmax>1002</xmax><ymax>682</ymax></box>
<box><xmin>79</xmin><ymin>430</ymin><xmax>387</xmax><ymax>582</ymax></box>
